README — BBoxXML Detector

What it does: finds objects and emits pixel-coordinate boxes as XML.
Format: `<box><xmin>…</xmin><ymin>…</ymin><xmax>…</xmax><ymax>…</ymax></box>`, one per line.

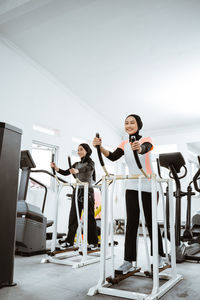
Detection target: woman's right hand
<box><xmin>50</xmin><ymin>162</ymin><xmax>59</xmax><ymax>172</ymax></box>
<box><xmin>93</xmin><ymin>136</ymin><xmax>102</xmax><ymax>148</ymax></box>
<box><xmin>50</xmin><ymin>162</ymin><xmax>56</xmax><ymax>169</ymax></box>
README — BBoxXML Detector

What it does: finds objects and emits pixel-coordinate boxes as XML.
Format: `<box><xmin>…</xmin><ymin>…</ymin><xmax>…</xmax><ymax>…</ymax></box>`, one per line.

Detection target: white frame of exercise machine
<box><xmin>88</xmin><ymin>173</ymin><xmax>183</xmax><ymax>300</ymax></box>
<box><xmin>41</xmin><ymin>175</ymin><xmax>100</xmax><ymax>268</ymax></box>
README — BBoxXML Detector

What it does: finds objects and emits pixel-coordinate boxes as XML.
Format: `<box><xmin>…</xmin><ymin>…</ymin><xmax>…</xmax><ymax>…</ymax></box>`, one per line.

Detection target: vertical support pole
<box><xmin>105</xmin><ymin>179</ymin><xmax>110</xmax><ymax>261</ymax></box>
<box><xmin>159</xmin><ymin>182</ymin><xmax>169</xmax><ymax>264</ymax></box>
<box><xmin>166</xmin><ymin>186</ymin><xmax>170</xmax><ymax>240</ymax></box>
<box><xmin>51</xmin><ymin>182</ymin><xmax>62</xmax><ymax>252</ymax></box>
<box><xmin>151</xmin><ymin>174</ymin><xmax>159</xmax><ymax>295</ymax></box>
<box><xmin>135</xmin><ymin>230</ymin><xmax>139</xmax><ymax>268</ymax></box>
<box><xmin>168</xmin><ymin>178</ymin><xmax>177</xmax><ymax>278</ymax></box>
<box><xmin>98</xmin><ymin>176</ymin><xmax>107</xmax><ymax>285</ymax></box>
<box><xmin>83</xmin><ymin>183</ymin><xmax>89</xmax><ymax>262</ymax></box>
<box><xmin>74</xmin><ymin>186</ymin><xmax>81</xmax><ymax>248</ymax></box>
<box><xmin>109</xmin><ymin>178</ymin><xmax>116</xmax><ymax>278</ymax></box>
<box><xmin>138</xmin><ymin>176</ymin><xmax>151</xmax><ymax>271</ymax></box>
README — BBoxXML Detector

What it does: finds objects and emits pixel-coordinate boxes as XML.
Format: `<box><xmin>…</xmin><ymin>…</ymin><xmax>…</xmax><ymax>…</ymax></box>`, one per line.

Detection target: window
<box><xmin>31</xmin><ymin>141</ymin><xmax>58</xmax><ymax>189</ymax></box>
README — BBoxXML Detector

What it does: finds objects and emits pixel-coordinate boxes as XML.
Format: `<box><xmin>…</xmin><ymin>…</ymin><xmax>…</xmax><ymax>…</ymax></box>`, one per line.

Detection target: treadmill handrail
<box><xmin>31</xmin><ymin>169</ymin><xmax>70</xmax><ymax>185</ymax></box>
<box><xmin>29</xmin><ymin>176</ymin><xmax>47</xmax><ymax>213</ymax></box>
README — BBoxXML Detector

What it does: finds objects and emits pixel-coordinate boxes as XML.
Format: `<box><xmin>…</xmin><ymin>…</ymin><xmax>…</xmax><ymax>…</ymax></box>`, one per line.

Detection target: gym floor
<box><xmin>1</xmin><ymin>236</ymin><xmax>200</xmax><ymax>300</ymax></box>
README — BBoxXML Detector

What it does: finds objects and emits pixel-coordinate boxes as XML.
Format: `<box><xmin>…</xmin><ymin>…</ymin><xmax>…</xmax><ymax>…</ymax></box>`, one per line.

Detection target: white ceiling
<box><xmin>0</xmin><ymin>0</ymin><xmax>200</xmax><ymax>135</ymax></box>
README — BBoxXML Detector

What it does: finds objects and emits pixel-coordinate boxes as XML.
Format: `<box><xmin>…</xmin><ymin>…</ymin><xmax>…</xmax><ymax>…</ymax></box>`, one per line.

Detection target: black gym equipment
<box><xmin>159</xmin><ymin>151</ymin><xmax>200</xmax><ymax>262</ymax></box>
<box><xmin>16</xmin><ymin>150</ymin><xmax>67</xmax><ymax>256</ymax></box>
<box><xmin>0</xmin><ymin>122</ymin><xmax>22</xmax><ymax>288</ymax></box>
<box><xmin>190</xmin><ymin>157</ymin><xmax>200</xmax><ymax>237</ymax></box>
<box><xmin>129</xmin><ymin>135</ymin><xmax>147</xmax><ymax>177</ymax></box>
<box><xmin>16</xmin><ymin>150</ymin><xmax>47</xmax><ymax>255</ymax></box>
<box><xmin>68</xmin><ymin>155</ymin><xmax>76</xmax><ymax>179</ymax></box>
<box><xmin>95</xmin><ymin>133</ymin><xmax>109</xmax><ymax>176</ymax></box>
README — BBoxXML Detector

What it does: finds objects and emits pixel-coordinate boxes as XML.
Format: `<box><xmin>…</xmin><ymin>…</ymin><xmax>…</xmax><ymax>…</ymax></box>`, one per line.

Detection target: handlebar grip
<box><xmin>130</xmin><ymin>136</ymin><xmax>143</xmax><ymax>170</ymax></box>
<box><xmin>96</xmin><ymin>132</ymin><xmax>104</xmax><ymax>167</ymax></box>
<box><xmin>51</xmin><ymin>153</ymin><xmax>56</xmax><ymax>175</ymax></box>
<box><xmin>68</xmin><ymin>156</ymin><xmax>76</xmax><ymax>179</ymax></box>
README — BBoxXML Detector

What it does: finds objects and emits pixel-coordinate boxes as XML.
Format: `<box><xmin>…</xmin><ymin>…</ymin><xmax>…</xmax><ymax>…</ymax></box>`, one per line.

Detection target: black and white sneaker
<box><xmin>88</xmin><ymin>244</ymin><xmax>98</xmax><ymax>251</ymax></box>
<box><xmin>60</xmin><ymin>242</ymin><xmax>74</xmax><ymax>249</ymax></box>
<box><xmin>58</xmin><ymin>238</ymin><xmax>67</xmax><ymax>245</ymax></box>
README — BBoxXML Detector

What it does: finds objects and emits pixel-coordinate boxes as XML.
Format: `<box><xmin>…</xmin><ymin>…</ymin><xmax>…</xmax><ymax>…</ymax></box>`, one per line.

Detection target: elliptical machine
<box><xmin>158</xmin><ymin>152</ymin><xmax>200</xmax><ymax>262</ymax></box>
<box><xmin>190</xmin><ymin>156</ymin><xmax>200</xmax><ymax>238</ymax></box>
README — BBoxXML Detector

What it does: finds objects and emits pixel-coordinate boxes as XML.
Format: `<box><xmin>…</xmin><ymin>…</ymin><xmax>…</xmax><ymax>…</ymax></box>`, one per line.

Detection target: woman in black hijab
<box><xmin>51</xmin><ymin>143</ymin><xmax>98</xmax><ymax>249</ymax></box>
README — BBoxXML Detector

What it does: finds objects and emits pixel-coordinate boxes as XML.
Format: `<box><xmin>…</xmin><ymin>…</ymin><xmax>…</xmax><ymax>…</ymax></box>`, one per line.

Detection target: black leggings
<box><xmin>124</xmin><ymin>189</ymin><xmax>164</xmax><ymax>261</ymax></box>
<box><xmin>66</xmin><ymin>188</ymin><xmax>98</xmax><ymax>245</ymax></box>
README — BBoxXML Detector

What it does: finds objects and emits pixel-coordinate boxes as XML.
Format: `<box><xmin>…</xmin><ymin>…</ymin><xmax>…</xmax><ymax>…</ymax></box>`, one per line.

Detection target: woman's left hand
<box><xmin>69</xmin><ymin>168</ymin><xmax>79</xmax><ymax>174</ymax></box>
<box><xmin>130</xmin><ymin>141</ymin><xmax>142</xmax><ymax>153</ymax></box>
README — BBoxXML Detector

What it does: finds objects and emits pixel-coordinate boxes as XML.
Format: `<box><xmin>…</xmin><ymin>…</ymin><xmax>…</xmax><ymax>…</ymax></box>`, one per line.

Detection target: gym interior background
<box><xmin>0</xmin><ymin>1</ymin><xmax>200</xmax><ymax>299</ymax></box>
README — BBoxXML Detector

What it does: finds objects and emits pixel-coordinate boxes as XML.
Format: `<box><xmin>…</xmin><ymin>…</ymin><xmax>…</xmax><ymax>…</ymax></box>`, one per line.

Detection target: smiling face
<box><xmin>125</xmin><ymin>116</ymin><xmax>138</xmax><ymax>135</ymax></box>
<box><xmin>78</xmin><ymin>145</ymin><xmax>87</xmax><ymax>158</ymax></box>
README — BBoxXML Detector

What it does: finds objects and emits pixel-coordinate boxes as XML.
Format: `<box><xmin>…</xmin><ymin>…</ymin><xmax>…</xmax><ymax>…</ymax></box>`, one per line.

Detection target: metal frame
<box><xmin>41</xmin><ymin>176</ymin><xmax>100</xmax><ymax>268</ymax></box>
<box><xmin>88</xmin><ymin>174</ymin><xmax>183</xmax><ymax>299</ymax></box>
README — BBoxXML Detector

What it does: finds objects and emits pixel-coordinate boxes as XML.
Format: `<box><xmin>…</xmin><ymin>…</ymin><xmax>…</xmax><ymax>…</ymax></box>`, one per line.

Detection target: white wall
<box><xmin>0</xmin><ymin>38</ymin><xmax>123</xmax><ymax>232</ymax></box>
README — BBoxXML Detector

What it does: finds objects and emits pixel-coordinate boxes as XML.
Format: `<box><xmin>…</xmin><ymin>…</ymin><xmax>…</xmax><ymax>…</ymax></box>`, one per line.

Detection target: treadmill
<box><xmin>16</xmin><ymin>150</ymin><xmax>48</xmax><ymax>255</ymax></box>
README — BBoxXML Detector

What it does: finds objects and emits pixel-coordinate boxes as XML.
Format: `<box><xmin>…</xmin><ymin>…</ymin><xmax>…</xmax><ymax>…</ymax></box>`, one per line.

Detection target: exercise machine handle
<box><xmin>68</xmin><ymin>156</ymin><xmax>76</xmax><ymax>179</ymax></box>
<box><xmin>193</xmin><ymin>168</ymin><xmax>200</xmax><ymax>192</ymax></box>
<box><xmin>156</xmin><ymin>158</ymin><xmax>163</xmax><ymax>179</ymax></box>
<box><xmin>96</xmin><ymin>133</ymin><xmax>104</xmax><ymax>167</ymax></box>
<box><xmin>51</xmin><ymin>153</ymin><xmax>56</xmax><ymax>175</ymax></box>
<box><xmin>95</xmin><ymin>133</ymin><xmax>109</xmax><ymax>176</ymax></box>
<box><xmin>130</xmin><ymin>136</ymin><xmax>148</xmax><ymax>178</ymax></box>
<box><xmin>130</xmin><ymin>136</ymin><xmax>143</xmax><ymax>170</ymax></box>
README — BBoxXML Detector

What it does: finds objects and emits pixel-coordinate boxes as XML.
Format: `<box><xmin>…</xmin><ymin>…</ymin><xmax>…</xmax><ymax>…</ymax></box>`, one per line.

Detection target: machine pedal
<box><xmin>106</xmin><ymin>267</ymin><xmax>141</xmax><ymax>284</ymax></box>
<box><xmin>144</xmin><ymin>263</ymin><xmax>171</xmax><ymax>277</ymax></box>
<box><xmin>48</xmin><ymin>247</ymin><xmax>79</xmax><ymax>256</ymax></box>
